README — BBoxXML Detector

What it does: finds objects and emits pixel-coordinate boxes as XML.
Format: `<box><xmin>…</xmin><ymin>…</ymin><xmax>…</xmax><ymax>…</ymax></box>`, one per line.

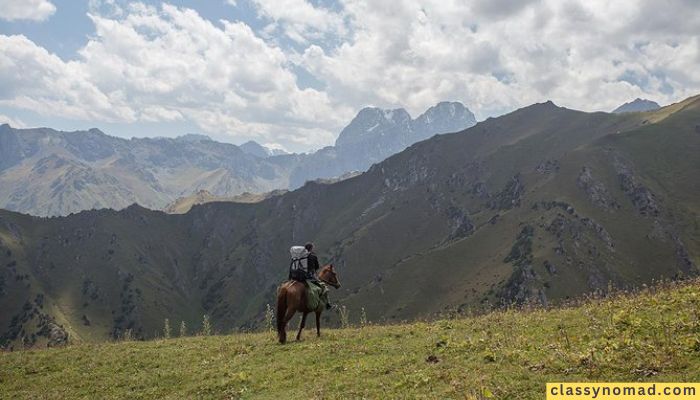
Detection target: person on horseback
<box><xmin>303</xmin><ymin>242</ymin><xmax>333</xmax><ymax>310</ymax></box>
<box><xmin>277</xmin><ymin>263</ymin><xmax>341</xmax><ymax>343</ymax></box>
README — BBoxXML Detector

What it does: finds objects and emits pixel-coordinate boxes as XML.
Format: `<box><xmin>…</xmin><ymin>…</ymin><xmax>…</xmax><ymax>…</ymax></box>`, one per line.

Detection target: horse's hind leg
<box><xmin>315</xmin><ymin>311</ymin><xmax>321</xmax><ymax>337</ymax></box>
<box><xmin>280</xmin><ymin>307</ymin><xmax>296</xmax><ymax>344</ymax></box>
<box><xmin>296</xmin><ymin>312</ymin><xmax>308</xmax><ymax>341</ymax></box>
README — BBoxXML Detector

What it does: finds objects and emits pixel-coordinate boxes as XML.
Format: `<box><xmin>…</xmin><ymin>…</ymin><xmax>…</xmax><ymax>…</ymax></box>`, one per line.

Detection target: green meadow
<box><xmin>2</xmin><ymin>279</ymin><xmax>699</xmax><ymax>399</ymax></box>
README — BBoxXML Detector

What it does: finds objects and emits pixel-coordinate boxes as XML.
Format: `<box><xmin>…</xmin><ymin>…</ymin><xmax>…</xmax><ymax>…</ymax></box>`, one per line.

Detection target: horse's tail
<box><xmin>276</xmin><ymin>285</ymin><xmax>288</xmax><ymax>343</ymax></box>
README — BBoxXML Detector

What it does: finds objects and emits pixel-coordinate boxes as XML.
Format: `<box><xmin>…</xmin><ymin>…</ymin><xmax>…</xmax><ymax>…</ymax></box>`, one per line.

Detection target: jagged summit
<box><xmin>335</xmin><ymin>102</ymin><xmax>475</xmax><ymax>148</ymax></box>
<box><xmin>335</xmin><ymin>107</ymin><xmax>412</xmax><ymax>147</ymax></box>
<box><xmin>286</xmin><ymin>101</ymin><xmax>476</xmax><ymax>188</ymax></box>
<box><xmin>414</xmin><ymin>101</ymin><xmax>476</xmax><ymax>135</ymax></box>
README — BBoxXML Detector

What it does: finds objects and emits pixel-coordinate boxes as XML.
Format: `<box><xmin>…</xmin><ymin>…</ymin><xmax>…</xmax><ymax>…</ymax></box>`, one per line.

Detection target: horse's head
<box><xmin>318</xmin><ymin>264</ymin><xmax>341</xmax><ymax>289</ymax></box>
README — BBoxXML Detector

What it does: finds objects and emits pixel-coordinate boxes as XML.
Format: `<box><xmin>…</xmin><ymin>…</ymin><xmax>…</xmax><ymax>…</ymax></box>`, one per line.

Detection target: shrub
<box><xmin>163</xmin><ymin>318</ymin><xmax>171</xmax><ymax>339</ymax></box>
<box><xmin>201</xmin><ymin>315</ymin><xmax>211</xmax><ymax>336</ymax></box>
<box><xmin>179</xmin><ymin>321</ymin><xmax>187</xmax><ymax>337</ymax></box>
<box><xmin>360</xmin><ymin>307</ymin><xmax>368</xmax><ymax>327</ymax></box>
<box><xmin>339</xmin><ymin>306</ymin><xmax>350</xmax><ymax>328</ymax></box>
<box><xmin>265</xmin><ymin>304</ymin><xmax>274</xmax><ymax>332</ymax></box>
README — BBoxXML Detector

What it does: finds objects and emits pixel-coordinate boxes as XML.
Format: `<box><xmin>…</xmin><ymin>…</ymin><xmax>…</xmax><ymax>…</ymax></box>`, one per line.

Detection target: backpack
<box><xmin>288</xmin><ymin>246</ymin><xmax>309</xmax><ymax>281</ymax></box>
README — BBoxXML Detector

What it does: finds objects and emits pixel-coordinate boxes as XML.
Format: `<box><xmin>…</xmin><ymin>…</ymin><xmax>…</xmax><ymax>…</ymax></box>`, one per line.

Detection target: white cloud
<box><xmin>298</xmin><ymin>0</ymin><xmax>700</xmax><ymax>119</ymax></box>
<box><xmin>1</xmin><ymin>1</ymin><xmax>700</xmax><ymax>151</ymax></box>
<box><xmin>0</xmin><ymin>114</ymin><xmax>26</xmax><ymax>128</ymax></box>
<box><xmin>0</xmin><ymin>34</ymin><xmax>132</xmax><ymax>121</ymax></box>
<box><xmin>0</xmin><ymin>0</ymin><xmax>56</xmax><ymax>22</ymax></box>
<box><xmin>0</xmin><ymin>3</ymin><xmax>345</xmax><ymax>151</ymax></box>
<box><xmin>249</xmin><ymin>0</ymin><xmax>346</xmax><ymax>44</ymax></box>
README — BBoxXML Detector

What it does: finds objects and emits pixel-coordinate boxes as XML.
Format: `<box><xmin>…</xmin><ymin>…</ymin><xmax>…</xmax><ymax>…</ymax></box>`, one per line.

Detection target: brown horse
<box><xmin>276</xmin><ymin>264</ymin><xmax>341</xmax><ymax>344</ymax></box>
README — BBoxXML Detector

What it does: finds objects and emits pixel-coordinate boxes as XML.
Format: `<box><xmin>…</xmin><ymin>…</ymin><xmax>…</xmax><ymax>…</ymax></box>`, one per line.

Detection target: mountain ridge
<box><xmin>0</xmin><ymin>101</ymin><xmax>476</xmax><ymax>216</ymax></box>
<box><xmin>1</xmin><ymin>95</ymin><xmax>697</xmax><ymax>346</ymax></box>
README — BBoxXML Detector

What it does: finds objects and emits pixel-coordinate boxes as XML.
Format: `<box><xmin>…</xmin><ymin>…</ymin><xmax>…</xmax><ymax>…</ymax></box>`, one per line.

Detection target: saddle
<box><xmin>282</xmin><ymin>279</ymin><xmax>325</xmax><ymax>311</ymax></box>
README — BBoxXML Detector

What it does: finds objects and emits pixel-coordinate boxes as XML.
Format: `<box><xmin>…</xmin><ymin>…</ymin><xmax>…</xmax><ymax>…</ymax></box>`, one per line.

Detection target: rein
<box><xmin>318</xmin><ymin>275</ymin><xmax>338</xmax><ymax>288</ymax></box>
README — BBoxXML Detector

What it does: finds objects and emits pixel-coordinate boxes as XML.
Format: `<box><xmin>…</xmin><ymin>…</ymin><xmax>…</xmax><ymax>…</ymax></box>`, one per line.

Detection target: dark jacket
<box><xmin>306</xmin><ymin>252</ymin><xmax>320</xmax><ymax>277</ymax></box>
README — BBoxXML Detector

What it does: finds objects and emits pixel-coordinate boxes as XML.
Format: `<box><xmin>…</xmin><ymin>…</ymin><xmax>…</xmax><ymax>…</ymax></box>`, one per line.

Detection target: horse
<box><xmin>276</xmin><ymin>264</ymin><xmax>341</xmax><ymax>344</ymax></box>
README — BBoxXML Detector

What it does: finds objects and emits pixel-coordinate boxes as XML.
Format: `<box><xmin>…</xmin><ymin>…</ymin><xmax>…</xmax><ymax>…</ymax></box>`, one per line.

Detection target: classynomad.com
<box><xmin>546</xmin><ymin>383</ymin><xmax>699</xmax><ymax>399</ymax></box>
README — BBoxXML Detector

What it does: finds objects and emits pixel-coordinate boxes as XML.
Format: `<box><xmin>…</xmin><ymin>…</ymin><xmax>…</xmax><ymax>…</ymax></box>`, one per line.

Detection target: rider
<box><xmin>304</xmin><ymin>242</ymin><xmax>333</xmax><ymax>310</ymax></box>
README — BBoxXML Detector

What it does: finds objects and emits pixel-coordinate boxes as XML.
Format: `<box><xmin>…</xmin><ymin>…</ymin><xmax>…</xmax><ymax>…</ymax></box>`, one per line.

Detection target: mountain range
<box><xmin>288</xmin><ymin>102</ymin><xmax>476</xmax><ymax>188</ymax></box>
<box><xmin>0</xmin><ymin>102</ymin><xmax>475</xmax><ymax>217</ymax></box>
<box><xmin>1</xmin><ymin>95</ymin><xmax>698</xmax><ymax>348</ymax></box>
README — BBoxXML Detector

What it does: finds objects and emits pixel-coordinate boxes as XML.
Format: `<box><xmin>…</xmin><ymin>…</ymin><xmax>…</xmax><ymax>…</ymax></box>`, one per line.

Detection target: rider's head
<box><xmin>304</xmin><ymin>242</ymin><xmax>314</xmax><ymax>252</ymax></box>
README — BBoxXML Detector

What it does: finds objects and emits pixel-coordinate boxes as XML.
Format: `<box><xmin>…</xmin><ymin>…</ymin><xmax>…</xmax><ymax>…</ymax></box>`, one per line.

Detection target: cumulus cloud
<box><xmin>300</xmin><ymin>0</ymin><xmax>700</xmax><ymax>118</ymax></box>
<box><xmin>0</xmin><ymin>0</ymin><xmax>56</xmax><ymax>21</ymax></box>
<box><xmin>1</xmin><ymin>0</ymin><xmax>699</xmax><ymax>151</ymax></box>
<box><xmin>249</xmin><ymin>0</ymin><xmax>346</xmax><ymax>44</ymax></box>
<box><xmin>0</xmin><ymin>3</ymin><xmax>345</xmax><ymax>151</ymax></box>
<box><xmin>0</xmin><ymin>34</ymin><xmax>129</xmax><ymax>121</ymax></box>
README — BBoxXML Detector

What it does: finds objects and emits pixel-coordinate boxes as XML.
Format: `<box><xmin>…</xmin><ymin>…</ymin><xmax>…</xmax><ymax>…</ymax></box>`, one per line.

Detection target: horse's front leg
<box><xmin>296</xmin><ymin>312</ymin><xmax>308</xmax><ymax>341</ymax></box>
<box><xmin>315</xmin><ymin>311</ymin><xmax>321</xmax><ymax>337</ymax></box>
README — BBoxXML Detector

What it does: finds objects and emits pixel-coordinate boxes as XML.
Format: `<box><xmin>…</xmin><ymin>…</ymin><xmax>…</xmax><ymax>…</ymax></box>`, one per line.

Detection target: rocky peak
<box><xmin>240</xmin><ymin>140</ymin><xmax>271</xmax><ymax>158</ymax></box>
<box><xmin>612</xmin><ymin>98</ymin><xmax>660</xmax><ymax>114</ymax></box>
<box><xmin>335</xmin><ymin>107</ymin><xmax>412</xmax><ymax>148</ymax></box>
<box><xmin>414</xmin><ymin>101</ymin><xmax>476</xmax><ymax>135</ymax></box>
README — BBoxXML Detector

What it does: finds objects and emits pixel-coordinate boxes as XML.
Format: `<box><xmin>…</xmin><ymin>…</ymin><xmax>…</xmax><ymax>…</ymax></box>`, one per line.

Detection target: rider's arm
<box><xmin>308</xmin><ymin>253</ymin><xmax>320</xmax><ymax>274</ymax></box>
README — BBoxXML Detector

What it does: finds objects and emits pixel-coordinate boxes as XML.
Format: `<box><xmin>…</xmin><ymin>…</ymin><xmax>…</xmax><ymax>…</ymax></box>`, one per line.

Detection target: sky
<box><xmin>0</xmin><ymin>0</ymin><xmax>699</xmax><ymax>152</ymax></box>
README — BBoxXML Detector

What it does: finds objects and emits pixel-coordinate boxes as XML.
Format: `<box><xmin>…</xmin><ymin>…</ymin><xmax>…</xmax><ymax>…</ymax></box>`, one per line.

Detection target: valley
<box><xmin>1</xmin><ymin>96</ymin><xmax>698</xmax><ymax>347</ymax></box>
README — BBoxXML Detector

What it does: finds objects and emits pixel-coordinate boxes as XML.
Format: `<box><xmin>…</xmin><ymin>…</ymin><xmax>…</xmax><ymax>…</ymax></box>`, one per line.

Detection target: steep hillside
<box><xmin>1</xmin><ymin>280</ymin><xmax>699</xmax><ymax>399</ymax></box>
<box><xmin>0</xmin><ymin>102</ymin><xmax>475</xmax><ymax>216</ymax></box>
<box><xmin>0</xmin><ymin>96</ymin><xmax>698</xmax><ymax>346</ymax></box>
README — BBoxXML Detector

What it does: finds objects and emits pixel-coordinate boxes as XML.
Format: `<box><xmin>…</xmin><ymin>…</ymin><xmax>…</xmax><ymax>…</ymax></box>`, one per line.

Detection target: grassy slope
<box><xmin>2</xmin><ymin>279</ymin><xmax>699</xmax><ymax>400</ymax></box>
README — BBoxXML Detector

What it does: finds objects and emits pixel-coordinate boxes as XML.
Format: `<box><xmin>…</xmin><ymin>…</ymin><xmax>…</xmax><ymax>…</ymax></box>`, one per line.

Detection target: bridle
<box><xmin>318</xmin><ymin>271</ymin><xmax>340</xmax><ymax>289</ymax></box>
